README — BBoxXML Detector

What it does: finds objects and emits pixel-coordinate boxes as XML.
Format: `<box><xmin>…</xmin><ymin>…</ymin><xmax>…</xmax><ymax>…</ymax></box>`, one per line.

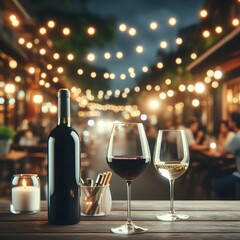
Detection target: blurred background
<box><xmin>0</xmin><ymin>0</ymin><xmax>240</xmax><ymax>200</ymax></box>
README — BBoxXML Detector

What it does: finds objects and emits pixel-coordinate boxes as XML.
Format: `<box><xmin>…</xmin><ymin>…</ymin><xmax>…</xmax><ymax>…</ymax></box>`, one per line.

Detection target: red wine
<box><xmin>48</xmin><ymin>89</ymin><xmax>80</xmax><ymax>225</ymax></box>
<box><xmin>107</xmin><ymin>156</ymin><xmax>149</xmax><ymax>181</ymax></box>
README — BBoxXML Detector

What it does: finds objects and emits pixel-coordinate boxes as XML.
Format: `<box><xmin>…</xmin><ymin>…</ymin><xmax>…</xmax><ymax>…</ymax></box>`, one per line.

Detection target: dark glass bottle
<box><xmin>48</xmin><ymin>89</ymin><xmax>80</xmax><ymax>225</ymax></box>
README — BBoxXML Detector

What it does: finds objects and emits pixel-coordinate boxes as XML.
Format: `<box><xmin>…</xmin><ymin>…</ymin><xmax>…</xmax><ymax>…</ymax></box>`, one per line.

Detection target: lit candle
<box><xmin>11</xmin><ymin>178</ymin><xmax>40</xmax><ymax>213</ymax></box>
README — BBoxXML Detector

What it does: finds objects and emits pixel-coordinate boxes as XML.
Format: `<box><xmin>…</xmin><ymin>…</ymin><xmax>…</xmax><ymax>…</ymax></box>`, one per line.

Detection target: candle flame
<box><xmin>22</xmin><ymin>179</ymin><xmax>27</xmax><ymax>188</ymax></box>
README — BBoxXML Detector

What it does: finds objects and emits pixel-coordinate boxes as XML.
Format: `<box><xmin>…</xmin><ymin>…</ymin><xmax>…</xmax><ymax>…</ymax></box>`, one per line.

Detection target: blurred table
<box><xmin>0</xmin><ymin>200</ymin><xmax>240</xmax><ymax>239</ymax></box>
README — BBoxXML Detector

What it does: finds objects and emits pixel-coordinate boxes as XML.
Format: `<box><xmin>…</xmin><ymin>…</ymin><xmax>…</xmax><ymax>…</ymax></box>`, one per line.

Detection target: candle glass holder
<box><xmin>10</xmin><ymin>174</ymin><xmax>41</xmax><ymax>214</ymax></box>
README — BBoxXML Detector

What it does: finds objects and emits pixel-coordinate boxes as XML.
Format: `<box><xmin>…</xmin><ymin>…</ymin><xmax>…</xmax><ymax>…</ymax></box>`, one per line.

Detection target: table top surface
<box><xmin>0</xmin><ymin>200</ymin><xmax>240</xmax><ymax>239</ymax></box>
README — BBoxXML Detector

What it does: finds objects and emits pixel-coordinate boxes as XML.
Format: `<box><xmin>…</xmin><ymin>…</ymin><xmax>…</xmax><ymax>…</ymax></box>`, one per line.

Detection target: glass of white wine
<box><xmin>153</xmin><ymin>130</ymin><xmax>189</xmax><ymax>221</ymax></box>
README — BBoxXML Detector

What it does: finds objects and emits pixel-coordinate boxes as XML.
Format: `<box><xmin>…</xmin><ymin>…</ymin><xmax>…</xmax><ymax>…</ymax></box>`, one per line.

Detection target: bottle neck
<box><xmin>57</xmin><ymin>96</ymin><xmax>70</xmax><ymax>126</ymax></box>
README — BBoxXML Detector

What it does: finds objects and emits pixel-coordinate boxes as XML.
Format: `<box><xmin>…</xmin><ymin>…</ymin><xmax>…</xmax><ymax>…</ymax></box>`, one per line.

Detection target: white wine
<box><xmin>154</xmin><ymin>161</ymin><xmax>188</xmax><ymax>180</ymax></box>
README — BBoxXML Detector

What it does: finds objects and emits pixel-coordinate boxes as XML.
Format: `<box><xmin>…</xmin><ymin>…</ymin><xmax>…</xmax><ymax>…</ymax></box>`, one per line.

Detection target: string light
<box><xmin>26</xmin><ymin>42</ymin><xmax>33</xmax><ymax>49</ymax></box>
<box><xmin>200</xmin><ymin>9</ymin><xmax>208</xmax><ymax>18</ymax></box>
<box><xmin>116</xmin><ymin>51</ymin><xmax>123</xmax><ymax>59</ymax></box>
<box><xmin>119</xmin><ymin>23</ymin><xmax>127</xmax><ymax>32</ymax></box>
<box><xmin>53</xmin><ymin>53</ymin><xmax>60</xmax><ymax>60</ymax></box>
<box><xmin>168</xmin><ymin>17</ymin><xmax>177</xmax><ymax>26</ymax></box>
<box><xmin>160</xmin><ymin>41</ymin><xmax>168</xmax><ymax>49</ymax></box>
<box><xmin>104</xmin><ymin>52</ymin><xmax>111</xmax><ymax>59</ymax></box>
<box><xmin>62</xmin><ymin>27</ymin><xmax>71</xmax><ymax>35</ymax></box>
<box><xmin>149</xmin><ymin>22</ymin><xmax>158</xmax><ymax>30</ymax></box>
<box><xmin>136</xmin><ymin>45</ymin><xmax>144</xmax><ymax>53</ymax></box>
<box><xmin>87</xmin><ymin>53</ymin><xmax>95</xmax><ymax>61</ymax></box>
<box><xmin>176</xmin><ymin>37</ymin><xmax>183</xmax><ymax>45</ymax></box>
<box><xmin>77</xmin><ymin>69</ymin><xmax>84</xmax><ymax>75</ymax></box>
<box><xmin>232</xmin><ymin>18</ymin><xmax>240</xmax><ymax>26</ymax></box>
<box><xmin>18</xmin><ymin>38</ymin><xmax>25</xmax><ymax>45</ymax></box>
<box><xmin>67</xmin><ymin>53</ymin><xmax>74</xmax><ymax>61</ymax></box>
<box><xmin>157</xmin><ymin>62</ymin><xmax>164</xmax><ymax>69</ymax></box>
<box><xmin>202</xmin><ymin>30</ymin><xmax>210</xmax><ymax>38</ymax></box>
<box><xmin>215</xmin><ymin>26</ymin><xmax>223</xmax><ymax>34</ymax></box>
<box><xmin>190</xmin><ymin>53</ymin><xmax>197</xmax><ymax>60</ymax></box>
<box><xmin>48</xmin><ymin>20</ymin><xmax>55</xmax><ymax>28</ymax></box>
<box><xmin>175</xmin><ymin>58</ymin><xmax>182</xmax><ymax>64</ymax></box>
<box><xmin>128</xmin><ymin>27</ymin><xmax>137</xmax><ymax>36</ymax></box>
<box><xmin>39</xmin><ymin>27</ymin><xmax>47</xmax><ymax>35</ymax></box>
<box><xmin>87</xmin><ymin>26</ymin><xmax>96</xmax><ymax>35</ymax></box>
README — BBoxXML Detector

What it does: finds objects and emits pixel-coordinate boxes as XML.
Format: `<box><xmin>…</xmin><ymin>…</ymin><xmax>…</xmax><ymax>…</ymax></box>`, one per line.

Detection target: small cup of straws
<box><xmin>80</xmin><ymin>171</ymin><xmax>112</xmax><ymax>216</ymax></box>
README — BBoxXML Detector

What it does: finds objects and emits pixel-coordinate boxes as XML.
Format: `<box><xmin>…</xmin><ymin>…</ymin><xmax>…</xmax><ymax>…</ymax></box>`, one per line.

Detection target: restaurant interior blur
<box><xmin>1</xmin><ymin>0</ymin><xmax>240</xmax><ymax>201</ymax></box>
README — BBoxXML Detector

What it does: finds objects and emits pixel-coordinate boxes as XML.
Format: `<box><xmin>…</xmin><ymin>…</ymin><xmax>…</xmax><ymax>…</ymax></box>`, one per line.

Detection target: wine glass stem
<box><xmin>169</xmin><ymin>179</ymin><xmax>175</xmax><ymax>214</ymax></box>
<box><xmin>126</xmin><ymin>180</ymin><xmax>132</xmax><ymax>224</ymax></box>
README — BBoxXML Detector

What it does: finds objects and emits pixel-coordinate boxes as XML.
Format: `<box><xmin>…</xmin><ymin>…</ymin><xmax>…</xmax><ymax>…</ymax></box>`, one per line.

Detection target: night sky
<box><xmin>87</xmin><ymin>0</ymin><xmax>204</xmax><ymax>90</ymax></box>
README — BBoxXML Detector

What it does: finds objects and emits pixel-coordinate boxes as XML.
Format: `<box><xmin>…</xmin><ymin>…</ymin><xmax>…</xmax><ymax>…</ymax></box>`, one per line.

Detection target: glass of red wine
<box><xmin>106</xmin><ymin>122</ymin><xmax>151</xmax><ymax>234</ymax></box>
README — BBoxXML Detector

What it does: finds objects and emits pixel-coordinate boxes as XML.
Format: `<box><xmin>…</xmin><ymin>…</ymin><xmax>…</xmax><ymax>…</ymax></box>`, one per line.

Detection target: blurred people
<box><xmin>215</xmin><ymin>114</ymin><xmax>240</xmax><ymax>199</ymax></box>
<box><xmin>185</xmin><ymin>118</ymin><xmax>208</xmax><ymax>151</ymax></box>
<box><xmin>28</xmin><ymin>116</ymin><xmax>46</xmax><ymax>143</ymax></box>
<box><xmin>19</xmin><ymin>130</ymin><xmax>39</xmax><ymax>146</ymax></box>
<box><xmin>216</xmin><ymin>120</ymin><xmax>235</xmax><ymax>153</ymax></box>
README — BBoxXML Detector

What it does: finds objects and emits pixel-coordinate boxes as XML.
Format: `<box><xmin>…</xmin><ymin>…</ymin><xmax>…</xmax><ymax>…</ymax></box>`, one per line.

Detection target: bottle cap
<box><xmin>58</xmin><ymin>89</ymin><xmax>70</xmax><ymax>98</ymax></box>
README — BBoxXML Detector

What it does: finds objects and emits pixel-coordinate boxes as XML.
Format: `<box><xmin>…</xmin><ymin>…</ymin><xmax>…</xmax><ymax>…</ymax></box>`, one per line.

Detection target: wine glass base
<box><xmin>157</xmin><ymin>212</ymin><xmax>189</xmax><ymax>221</ymax></box>
<box><xmin>111</xmin><ymin>222</ymin><xmax>148</xmax><ymax>234</ymax></box>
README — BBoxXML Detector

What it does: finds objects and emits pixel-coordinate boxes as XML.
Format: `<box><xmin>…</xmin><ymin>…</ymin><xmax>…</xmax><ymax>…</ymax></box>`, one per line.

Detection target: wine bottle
<box><xmin>48</xmin><ymin>89</ymin><xmax>81</xmax><ymax>225</ymax></box>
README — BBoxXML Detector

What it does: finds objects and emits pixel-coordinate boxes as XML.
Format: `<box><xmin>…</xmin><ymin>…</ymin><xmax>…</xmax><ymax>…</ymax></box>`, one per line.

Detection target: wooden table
<box><xmin>1</xmin><ymin>200</ymin><xmax>240</xmax><ymax>239</ymax></box>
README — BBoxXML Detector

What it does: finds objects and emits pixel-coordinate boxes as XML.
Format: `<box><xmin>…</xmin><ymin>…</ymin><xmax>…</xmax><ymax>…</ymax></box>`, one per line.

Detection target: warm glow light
<box><xmin>77</xmin><ymin>69</ymin><xmax>84</xmax><ymax>75</ymax></box>
<box><xmin>39</xmin><ymin>48</ymin><xmax>46</xmax><ymax>55</ymax></box>
<box><xmin>128</xmin><ymin>28</ymin><xmax>137</xmax><ymax>36</ymax></box>
<box><xmin>191</xmin><ymin>53</ymin><xmax>197</xmax><ymax>60</ymax></box>
<box><xmin>53</xmin><ymin>53</ymin><xmax>60</xmax><ymax>60</ymax></box>
<box><xmin>41</xmin><ymin>72</ymin><xmax>47</xmax><ymax>78</ymax></box>
<box><xmin>103</xmin><ymin>72</ymin><xmax>109</xmax><ymax>79</ymax></box>
<box><xmin>175</xmin><ymin>58</ymin><xmax>182</xmax><ymax>64</ymax></box>
<box><xmin>146</xmin><ymin>85</ymin><xmax>152</xmax><ymax>91</ymax></box>
<box><xmin>195</xmin><ymin>82</ymin><xmax>205</xmax><ymax>94</ymax></box>
<box><xmin>157</xmin><ymin>62</ymin><xmax>164</xmax><ymax>69</ymax></box>
<box><xmin>200</xmin><ymin>9</ymin><xmax>208</xmax><ymax>18</ymax></box>
<box><xmin>120</xmin><ymin>74</ymin><xmax>126</xmax><ymax>80</ymax></box>
<box><xmin>39</xmin><ymin>27</ymin><xmax>47</xmax><ymax>35</ymax></box>
<box><xmin>179</xmin><ymin>84</ymin><xmax>186</xmax><ymax>92</ymax></box>
<box><xmin>176</xmin><ymin>37</ymin><xmax>183</xmax><ymax>45</ymax></box>
<box><xmin>149</xmin><ymin>99</ymin><xmax>159</xmax><ymax>110</ymax></box>
<box><xmin>87</xmin><ymin>26</ymin><xmax>95</xmax><ymax>35</ymax></box>
<box><xmin>187</xmin><ymin>84</ymin><xmax>195</xmax><ymax>92</ymax></box>
<box><xmin>67</xmin><ymin>53</ymin><xmax>74</xmax><ymax>61</ymax></box>
<box><xmin>214</xmin><ymin>70</ymin><xmax>223</xmax><ymax>80</ymax></box>
<box><xmin>134</xmin><ymin>86</ymin><xmax>140</xmax><ymax>92</ymax></box>
<box><xmin>33</xmin><ymin>94</ymin><xmax>43</xmax><ymax>104</ymax></box>
<box><xmin>165</xmin><ymin>79</ymin><xmax>171</xmax><ymax>85</ymax></box>
<box><xmin>142</xmin><ymin>66</ymin><xmax>148</xmax><ymax>72</ymax></box>
<box><xmin>215</xmin><ymin>26</ymin><xmax>223</xmax><ymax>34</ymax></box>
<box><xmin>169</xmin><ymin>17</ymin><xmax>177</xmax><ymax>26</ymax></box>
<box><xmin>192</xmin><ymin>99</ymin><xmax>200</xmax><ymax>107</ymax></box>
<box><xmin>136</xmin><ymin>45</ymin><xmax>144</xmax><ymax>53</ymax></box>
<box><xmin>130</xmin><ymin>72</ymin><xmax>136</xmax><ymax>78</ymax></box>
<box><xmin>87</xmin><ymin>53</ymin><xmax>95</xmax><ymax>61</ymax></box>
<box><xmin>104</xmin><ymin>52</ymin><xmax>111</xmax><ymax>59</ymax></box>
<box><xmin>110</xmin><ymin>73</ymin><xmax>115</xmax><ymax>79</ymax></box>
<box><xmin>128</xmin><ymin>67</ymin><xmax>135</xmax><ymax>73</ymax></box>
<box><xmin>116</xmin><ymin>51</ymin><xmax>123</xmax><ymax>59</ymax></box>
<box><xmin>149</xmin><ymin>21</ymin><xmax>158</xmax><ymax>30</ymax></box>
<box><xmin>9</xmin><ymin>15</ymin><xmax>17</xmax><ymax>21</ymax></box>
<box><xmin>26</xmin><ymin>42</ymin><xmax>33</xmax><ymax>49</ymax></box>
<box><xmin>18</xmin><ymin>38</ymin><xmax>25</xmax><ymax>45</ymax></box>
<box><xmin>45</xmin><ymin>82</ymin><xmax>50</xmax><ymax>88</ymax></box>
<box><xmin>12</xmin><ymin>20</ymin><xmax>20</xmax><ymax>27</ymax></box>
<box><xmin>39</xmin><ymin>80</ymin><xmax>45</xmax><ymax>86</ymax></box>
<box><xmin>53</xmin><ymin>77</ymin><xmax>59</xmax><ymax>83</ymax></box>
<box><xmin>9</xmin><ymin>60</ymin><xmax>17</xmax><ymax>69</ymax></box>
<box><xmin>57</xmin><ymin>67</ymin><xmax>64</xmax><ymax>73</ymax></box>
<box><xmin>202</xmin><ymin>30</ymin><xmax>210</xmax><ymax>38</ymax></box>
<box><xmin>47</xmin><ymin>64</ymin><xmax>52</xmax><ymax>70</ymax></box>
<box><xmin>204</xmin><ymin>76</ymin><xmax>212</xmax><ymax>84</ymax></box>
<box><xmin>159</xmin><ymin>92</ymin><xmax>167</xmax><ymax>100</ymax></box>
<box><xmin>167</xmin><ymin>90</ymin><xmax>174</xmax><ymax>97</ymax></box>
<box><xmin>155</xmin><ymin>85</ymin><xmax>160</xmax><ymax>91</ymax></box>
<box><xmin>5</xmin><ymin>83</ymin><xmax>16</xmax><ymax>94</ymax></box>
<box><xmin>28</xmin><ymin>67</ymin><xmax>35</xmax><ymax>74</ymax></box>
<box><xmin>212</xmin><ymin>81</ymin><xmax>219</xmax><ymax>88</ymax></box>
<box><xmin>207</xmin><ymin>69</ymin><xmax>214</xmax><ymax>77</ymax></box>
<box><xmin>48</xmin><ymin>20</ymin><xmax>55</xmax><ymax>28</ymax></box>
<box><xmin>119</xmin><ymin>24</ymin><xmax>127</xmax><ymax>32</ymax></box>
<box><xmin>232</xmin><ymin>18</ymin><xmax>240</xmax><ymax>27</ymax></box>
<box><xmin>15</xmin><ymin>76</ymin><xmax>21</xmax><ymax>83</ymax></box>
<box><xmin>160</xmin><ymin>41</ymin><xmax>168</xmax><ymax>49</ymax></box>
<box><xmin>91</xmin><ymin>72</ymin><xmax>97</xmax><ymax>78</ymax></box>
<box><xmin>63</xmin><ymin>27</ymin><xmax>71</xmax><ymax>35</ymax></box>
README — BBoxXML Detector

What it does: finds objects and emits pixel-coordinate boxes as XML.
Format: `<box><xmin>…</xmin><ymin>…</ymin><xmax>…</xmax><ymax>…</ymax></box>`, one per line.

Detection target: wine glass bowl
<box><xmin>153</xmin><ymin>130</ymin><xmax>189</xmax><ymax>221</ymax></box>
<box><xmin>106</xmin><ymin>122</ymin><xmax>151</xmax><ymax>234</ymax></box>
